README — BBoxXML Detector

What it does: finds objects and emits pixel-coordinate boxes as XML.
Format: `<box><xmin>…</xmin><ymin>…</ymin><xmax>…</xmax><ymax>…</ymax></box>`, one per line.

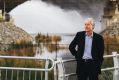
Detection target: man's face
<box><xmin>84</xmin><ymin>20</ymin><xmax>93</xmax><ymax>32</ymax></box>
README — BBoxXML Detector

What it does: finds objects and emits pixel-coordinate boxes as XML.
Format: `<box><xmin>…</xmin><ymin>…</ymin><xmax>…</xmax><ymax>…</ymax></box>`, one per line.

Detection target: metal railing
<box><xmin>0</xmin><ymin>52</ymin><xmax>119</xmax><ymax>80</ymax></box>
<box><xmin>0</xmin><ymin>56</ymin><xmax>55</xmax><ymax>80</ymax></box>
<box><xmin>56</xmin><ymin>52</ymin><xmax>119</xmax><ymax>80</ymax></box>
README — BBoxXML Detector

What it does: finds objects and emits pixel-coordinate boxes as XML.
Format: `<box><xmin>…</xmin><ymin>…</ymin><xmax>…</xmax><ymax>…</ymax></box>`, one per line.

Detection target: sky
<box><xmin>10</xmin><ymin>0</ymin><xmax>103</xmax><ymax>34</ymax></box>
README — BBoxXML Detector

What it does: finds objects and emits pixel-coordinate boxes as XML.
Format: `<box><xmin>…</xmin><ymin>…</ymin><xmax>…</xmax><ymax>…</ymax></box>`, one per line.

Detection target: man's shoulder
<box><xmin>94</xmin><ymin>32</ymin><xmax>103</xmax><ymax>39</ymax></box>
<box><xmin>76</xmin><ymin>31</ymin><xmax>85</xmax><ymax>35</ymax></box>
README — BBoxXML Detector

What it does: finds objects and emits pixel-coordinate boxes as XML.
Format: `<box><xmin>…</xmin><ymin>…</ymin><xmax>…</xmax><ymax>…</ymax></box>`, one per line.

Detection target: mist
<box><xmin>10</xmin><ymin>0</ymin><xmax>105</xmax><ymax>34</ymax></box>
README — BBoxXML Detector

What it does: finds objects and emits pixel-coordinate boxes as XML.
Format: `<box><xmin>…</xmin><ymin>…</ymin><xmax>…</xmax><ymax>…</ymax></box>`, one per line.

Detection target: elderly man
<box><xmin>69</xmin><ymin>18</ymin><xmax>104</xmax><ymax>80</ymax></box>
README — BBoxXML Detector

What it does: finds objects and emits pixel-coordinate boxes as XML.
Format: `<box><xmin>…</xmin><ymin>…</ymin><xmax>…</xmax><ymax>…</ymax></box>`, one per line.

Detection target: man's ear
<box><xmin>93</xmin><ymin>23</ymin><xmax>95</xmax><ymax>29</ymax></box>
<box><xmin>93</xmin><ymin>26</ymin><xmax>95</xmax><ymax>29</ymax></box>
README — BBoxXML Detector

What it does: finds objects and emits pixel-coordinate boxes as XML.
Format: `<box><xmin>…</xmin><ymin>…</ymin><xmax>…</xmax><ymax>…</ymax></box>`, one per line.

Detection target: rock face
<box><xmin>101</xmin><ymin>20</ymin><xmax>119</xmax><ymax>44</ymax></box>
<box><xmin>0</xmin><ymin>22</ymin><xmax>33</xmax><ymax>45</ymax></box>
<box><xmin>103</xmin><ymin>25</ymin><xmax>119</xmax><ymax>36</ymax></box>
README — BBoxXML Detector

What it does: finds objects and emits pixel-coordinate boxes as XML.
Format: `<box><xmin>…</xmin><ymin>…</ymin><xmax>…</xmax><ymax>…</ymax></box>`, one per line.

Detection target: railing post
<box><xmin>0</xmin><ymin>70</ymin><xmax>1</xmax><ymax>80</ymax></box>
<box><xmin>65</xmin><ymin>76</ymin><xmax>69</xmax><ymax>80</ymax></box>
<box><xmin>112</xmin><ymin>52</ymin><xmax>119</xmax><ymax>80</ymax></box>
<box><xmin>56</xmin><ymin>58</ymin><xmax>65</xmax><ymax>80</ymax></box>
<box><xmin>45</xmin><ymin>58</ymin><xmax>49</xmax><ymax>80</ymax></box>
<box><xmin>54</xmin><ymin>62</ymin><xmax>58</xmax><ymax>80</ymax></box>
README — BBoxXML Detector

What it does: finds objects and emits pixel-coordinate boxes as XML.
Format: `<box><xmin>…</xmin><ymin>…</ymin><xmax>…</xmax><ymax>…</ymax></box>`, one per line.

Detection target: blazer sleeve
<box><xmin>69</xmin><ymin>32</ymin><xmax>78</xmax><ymax>56</ymax></box>
<box><xmin>94</xmin><ymin>35</ymin><xmax>104</xmax><ymax>74</ymax></box>
<box><xmin>99</xmin><ymin>36</ymin><xmax>104</xmax><ymax>63</ymax></box>
<box><xmin>97</xmin><ymin>36</ymin><xmax>104</xmax><ymax>70</ymax></box>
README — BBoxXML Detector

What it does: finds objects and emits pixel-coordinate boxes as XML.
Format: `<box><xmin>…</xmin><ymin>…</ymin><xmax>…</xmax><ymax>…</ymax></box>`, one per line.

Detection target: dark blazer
<box><xmin>69</xmin><ymin>31</ymin><xmax>104</xmax><ymax>74</ymax></box>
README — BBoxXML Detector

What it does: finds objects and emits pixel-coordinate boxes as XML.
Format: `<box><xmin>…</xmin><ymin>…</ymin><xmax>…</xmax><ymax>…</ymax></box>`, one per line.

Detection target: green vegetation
<box><xmin>99</xmin><ymin>57</ymin><xmax>113</xmax><ymax>80</ymax></box>
<box><xmin>0</xmin><ymin>58</ymin><xmax>54</xmax><ymax>80</ymax></box>
<box><xmin>35</xmin><ymin>33</ymin><xmax>63</xmax><ymax>53</ymax></box>
<box><xmin>35</xmin><ymin>33</ymin><xmax>61</xmax><ymax>44</ymax></box>
<box><xmin>35</xmin><ymin>33</ymin><xmax>52</xmax><ymax>44</ymax></box>
<box><xmin>10</xmin><ymin>40</ymin><xmax>33</xmax><ymax>49</ymax></box>
<box><xmin>0</xmin><ymin>39</ymin><xmax>54</xmax><ymax>80</ymax></box>
<box><xmin>99</xmin><ymin>70</ymin><xmax>113</xmax><ymax>80</ymax></box>
<box><xmin>1</xmin><ymin>40</ymin><xmax>34</xmax><ymax>56</ymax></box>
<box><xmin>0</xmin><ymin>33</ymin><xmax>62</xmax><ymax>80</ymax></box>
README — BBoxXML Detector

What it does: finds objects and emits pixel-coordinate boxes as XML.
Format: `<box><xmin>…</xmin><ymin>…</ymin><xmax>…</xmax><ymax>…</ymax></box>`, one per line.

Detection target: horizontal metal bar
<box><xmin>103</xmin><ymin>54</ymin><xmax>119</xmax><ymax>58</ymax></box>
<box><xmin>0</xmin><ymin>56</ymin><xmax>55</xmax><ymax>71</ymax></box>
<box><xmin>62</xmin><ymin>59</ymin><xmax>76</xmax><ymax>62</ymax></box>
<box><xmin>60</xmin><ymin>54</ymin><xmax>119</xmax><ymax>63</ymax></box>
<box><xmin>0</xmin><ymin>67</ymin><xmax>53</xmax><ymax>71</ymax></box>
<box><xmin>55</xmin><ymin>59</ymin><xmax>76</xmax><ymax>64</ymax></box>
<box><xmin>0</xmin><ymin>56</ymin><xmax>52</xmax><ymax>60</ymax></box>
<box><xmin>60</xmin><ymin>54</ymin><xmax>119</xmax><ymax>77</ymax></box>
<box><xmin>101</xmin><ymin>67</ymin><xmax>115</xmax><ymax>71</ymax></box>
<box><xmin>0</xmin><ymin>54</ymin><xmax>118</xmax><ymax>76</ymax></box>
<box><xmin>65</xmin><ymin>73</ymin><xmax>76</xmax><ymax>77</ymax></box>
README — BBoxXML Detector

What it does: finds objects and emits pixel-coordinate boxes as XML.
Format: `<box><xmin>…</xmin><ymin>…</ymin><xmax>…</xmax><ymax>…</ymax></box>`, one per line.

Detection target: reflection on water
<box><xmin>34</xmin><ymin>44</ymin><xmax>74</xmax><ymax>59</ymax></box>
<box><xmin>59</xmin><ymin>34</ymin><xmax>75</xmax><ymax>44</ymax></box>
<box><xmin>33</xmin><ymin>35</ymin><xmax>77</xmax><ymax>80</ymax></box>
<box><xmin>34</xmin><ymin>34</ymin><xmax>75</xmax><ymax>59</ymax></box>
<box><xmin>33</xmin><ymin>34</ymin><xmax>77</xmax><ymax>80</ymax></box>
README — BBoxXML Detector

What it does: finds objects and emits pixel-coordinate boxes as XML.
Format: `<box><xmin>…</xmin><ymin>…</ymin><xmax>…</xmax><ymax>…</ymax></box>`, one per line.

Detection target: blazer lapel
<box><xmin>91</xmin><ymin>32</ymin><xmax>95</xmax><ymax>57</ymax></box>
<box><xmin>82</xmin><ymin>31</ymin><xmax>86</xmax><ymax>56</ymax></box>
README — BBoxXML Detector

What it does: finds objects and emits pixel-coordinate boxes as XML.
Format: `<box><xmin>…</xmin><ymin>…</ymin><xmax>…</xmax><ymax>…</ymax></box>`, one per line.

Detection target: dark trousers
<box><xmin>77</xmin><ymin>60</ymin><xmax>99</xmax><ymax>80</ymax></box>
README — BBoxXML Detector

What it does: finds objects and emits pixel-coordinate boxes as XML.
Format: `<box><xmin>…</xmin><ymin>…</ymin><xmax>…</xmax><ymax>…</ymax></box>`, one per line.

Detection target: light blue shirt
<box><xmin>82</xmin><ymin>33</ymin><xmax>93</xmax><ymax>59</ymax></box>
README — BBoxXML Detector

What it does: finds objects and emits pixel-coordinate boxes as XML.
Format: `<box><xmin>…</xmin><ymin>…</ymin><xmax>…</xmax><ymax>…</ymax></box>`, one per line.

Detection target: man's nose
<box><xmin>85</xmin><ymin>25</ymin><xmax>89</xmax><ymax>28</ymax></box>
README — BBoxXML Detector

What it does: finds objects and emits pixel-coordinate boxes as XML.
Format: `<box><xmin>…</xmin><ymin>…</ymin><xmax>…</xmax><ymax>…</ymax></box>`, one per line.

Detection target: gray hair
<box><xmin>85</xmin><ymin>18</ymin><xmax>95</xmax><ymax>28</ymax></box>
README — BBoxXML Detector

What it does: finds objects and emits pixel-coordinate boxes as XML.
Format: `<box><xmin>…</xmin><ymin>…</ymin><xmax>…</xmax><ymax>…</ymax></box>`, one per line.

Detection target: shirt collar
<box><xmin>85</xmin><ymin>32</ymin><xmax>93</xmax><ymax>37</ymax></box>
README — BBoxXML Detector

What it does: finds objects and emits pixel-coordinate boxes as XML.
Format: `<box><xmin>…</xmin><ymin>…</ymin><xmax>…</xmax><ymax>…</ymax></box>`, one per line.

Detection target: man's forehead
<box><xmin>84</xmin><ymin>20</ymin><xmax>91</xmax><ymax>24</ymax></box>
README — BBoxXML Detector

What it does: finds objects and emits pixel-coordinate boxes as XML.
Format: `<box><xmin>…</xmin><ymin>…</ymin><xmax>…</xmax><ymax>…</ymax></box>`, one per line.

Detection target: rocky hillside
<box><xmin>101</xmin><ymin>21</ymin><xmax>119</xmax><ymax>44</ymax></box>
<box><xmin>0</xmin><ymin>22</ymin><xmax>33</xmax><ymax>45</ymax></box>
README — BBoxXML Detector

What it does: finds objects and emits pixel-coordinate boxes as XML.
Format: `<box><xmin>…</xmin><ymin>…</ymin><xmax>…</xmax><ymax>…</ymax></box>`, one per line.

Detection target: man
<box><xmin>69</xmin><ymin>18</ymin><xmax>104</xmax><ymax>80</ymax></box>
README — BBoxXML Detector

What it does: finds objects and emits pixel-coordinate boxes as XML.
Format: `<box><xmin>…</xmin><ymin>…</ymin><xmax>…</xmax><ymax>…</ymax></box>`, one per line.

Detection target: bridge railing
<box><xmin>0</xmin><ymin>52</ymin><xmax>118</xmax><ymax>80</ymax></box>
<box><xmin>0</xmin><ymin>56</ymin><xmax>55</xmax><ymax>80</ymax></box>
<box><xmin>56</xmin><ymin>52</ymin><xmax>119</xmax><ymax>80</ymax></box>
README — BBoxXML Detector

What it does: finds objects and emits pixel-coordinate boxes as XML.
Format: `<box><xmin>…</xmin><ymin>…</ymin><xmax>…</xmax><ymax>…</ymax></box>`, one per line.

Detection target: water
<box><xmin>33</xmin><ymin>34</ymin><xmax>75</xmax><ymax>59</ymax></box>
<box><xmin>33</xmin><ymin>34</ymin><xmax>77</xmax><ymax>79</ymax></box>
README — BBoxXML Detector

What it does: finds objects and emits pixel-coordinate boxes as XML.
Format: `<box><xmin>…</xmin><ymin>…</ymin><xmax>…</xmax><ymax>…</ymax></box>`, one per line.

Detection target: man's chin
<box><xmin>85</xmin><ymin>31</ymin><xmax>93</xmax><ymax>34</ymax></box>
<box><xmin>85</xmin><ymin>30</ymin><xmax>90</xmax><ymax>32</ymax></box>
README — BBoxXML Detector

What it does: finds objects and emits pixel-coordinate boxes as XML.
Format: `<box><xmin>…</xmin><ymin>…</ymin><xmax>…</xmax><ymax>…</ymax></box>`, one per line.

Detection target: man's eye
<box><xmin>85</xmin><ymin>24</ymin><xmax>89</xmax><ymax>25</ymax></box>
